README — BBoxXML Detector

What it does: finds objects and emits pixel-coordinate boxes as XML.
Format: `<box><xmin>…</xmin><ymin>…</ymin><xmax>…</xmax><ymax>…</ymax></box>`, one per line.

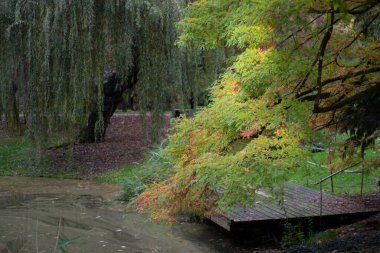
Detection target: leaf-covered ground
<box><xmin>48</xmin><ymin>113</ymin><xmax>171</xmax><ymax>179</ymax></box>
<box><xmin>0</xmin><ymin>113</ymin><xmax>171</xmax><ymax>179</ymax></box>
<box><xmin>285</xmin><ymin>213</ymin><xmax>380</xmax><ymax>253</ymax></box>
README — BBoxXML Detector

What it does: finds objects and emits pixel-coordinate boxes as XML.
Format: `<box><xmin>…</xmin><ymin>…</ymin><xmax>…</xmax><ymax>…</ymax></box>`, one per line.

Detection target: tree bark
<box><xmin>80</xmin><ymin>48</ymin><xmax>139</xmax><ymax>143</ymax></box>
<box><xmin>5</xmin><ymin>80</ymin><xmax>21</xmax><ymax>136</ymax></box>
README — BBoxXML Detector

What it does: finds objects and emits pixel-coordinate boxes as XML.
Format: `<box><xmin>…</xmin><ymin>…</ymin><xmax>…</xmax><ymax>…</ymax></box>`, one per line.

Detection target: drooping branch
<box><xmin>309</xmin><ymin>1</ymin><xmax>380</xmax><ymax>15</ymax></box>
<box><xmin>313</xmin><ymin>82</ymin><xmax>380</xmax><ymax>113</ymax></box>
<box><xmin>299</xmin><ymin>92</ymin><xmax>331</xmax><ymax>102</ymax></box>
<box><xmin>314</xmin><ymin>6</ymin><xmax>335</xmax><ymax>112</ymax></box>
<box><xmin>296</xmin><ymin>66</ymin><xmax>380</xmax><ymax>98</ymax></box>
<box><xmin>1</xmin><ymin>0</ymin><xmax>221</xmax><ymax>144</ymax></box>
<box><xmin>334</xmin><ymin>12</ymin><xmax>380</xmax><ymax>60</ymax></box>
<box><xmin>292</xmin><ymin>17</ymin><xmax>342</xmax><ymax>94</ymax></box>
<box><xmin>278</xmin><ymin>14</ymin><xmax>324</xmax><ymax>47</ymax></box>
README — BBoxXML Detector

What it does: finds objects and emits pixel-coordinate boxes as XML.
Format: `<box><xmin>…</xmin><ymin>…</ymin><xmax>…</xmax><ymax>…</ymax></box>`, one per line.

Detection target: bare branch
<box><xmin>313</xmin><ymin>82</ymin><xmax>380</xmax><ymax>113</ymax></box>
<box><xmin>278</xmin><ymin>14</ymin><xmax>324</xmax><ymax>46</ymax></box>
<box><xmin>296</xmin><ymin>66</ymin><xmax>380</xmax><ymax>98</ymax></box>
<box><xmin>309</xmin><ymin>1</ymin><xmax>380</xmax><ymax>15</ymax></box>
<box><xmin>314</xmin><ymin>7</ymin><xmax>335</xmax><ymax>112</ymax></box>
<box><xmin>292</xmin><ymin>17</ymin><xmax>342</xmax><ymax>94</ymax></box>
<box><xmin>334</xmin><ymin>12</ymin><xmax>380</xmax><ymax>59</ymax></box>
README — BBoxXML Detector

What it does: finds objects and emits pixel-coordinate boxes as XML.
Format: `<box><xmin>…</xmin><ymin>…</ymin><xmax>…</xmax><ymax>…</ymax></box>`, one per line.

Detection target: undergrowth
<box><xmin>285</xmin><ymin>231</ymin><xmax>380</xmax><ymax>253</ymax></box>
<box><xmin>93</xmin><ymin>143</ymin><xmax>379</xmax><ymax>204</ymax></box>
<box><xmin>93</xmin><ymin>146</ymin><xmax>173</xmax><ymax>201</ymax></box>
<box><xmin>0</xmin><ymin>137</ymin><xmax>80</xmax><ymax>179</ymax></box>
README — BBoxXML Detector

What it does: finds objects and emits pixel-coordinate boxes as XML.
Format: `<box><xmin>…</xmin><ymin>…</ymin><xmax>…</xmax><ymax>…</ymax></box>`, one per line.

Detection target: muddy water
<box><xmin>0</xmin><ymin>177</ymin><xmax>271</xmax><ymax>253</ymax></box>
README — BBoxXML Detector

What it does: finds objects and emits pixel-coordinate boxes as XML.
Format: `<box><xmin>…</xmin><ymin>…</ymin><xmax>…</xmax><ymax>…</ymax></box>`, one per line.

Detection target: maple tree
<box><xmin>137</xmin><ymin>0</ymin><xmax>380</xmax><ymax>219</ymax></box>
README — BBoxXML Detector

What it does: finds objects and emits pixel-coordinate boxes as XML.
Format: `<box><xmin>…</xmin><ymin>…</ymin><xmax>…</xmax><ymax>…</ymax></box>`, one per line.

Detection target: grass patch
<box><xmin>0</xmin><ymin>137</ymin><xmax>31</xmax><ymax>176</ymax></box>
<box><xmin>289</xmin><ymin>150</ymin><xmax>380</xmax><ymax>195</ymax></box>
<box><xmin>0</xmin><ymin>137</ymin><xmax>80</xmax><ymax>179</ymax></box>
<box><xmin>305</xmin><ymin>230</ymin><xmax>339</xmax><ymax>245</ymax></box>
<box><xmin>92</xmin><ymin>164</ymin><xmax>136</xmax><ymax>184</ymax></box>
<box><xmin>93</xmin><ymin>147</ymin><xmax>173</xmax><ymax>201</ymax></box>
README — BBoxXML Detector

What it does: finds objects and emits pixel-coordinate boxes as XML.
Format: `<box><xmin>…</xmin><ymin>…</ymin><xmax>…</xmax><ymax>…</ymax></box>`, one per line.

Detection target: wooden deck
<box><xmin>209</xmin><ymin>182</ymin><xmax>380</xmax><ymax>231</ymax></box>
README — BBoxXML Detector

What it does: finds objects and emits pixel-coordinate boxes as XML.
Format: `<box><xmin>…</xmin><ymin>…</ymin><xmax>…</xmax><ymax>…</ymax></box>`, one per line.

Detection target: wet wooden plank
<box><xmin>283</xmin><ymin>199</ymin><xmax>322</xmax><ymax>217</ymax></box>
<box><xmin>209</xmin><ymin>182</ymin><xmax>379</xmax><ymax>230</ymax></box>
<box><xmin>229</xmin><ymin>206</ymin><xmax>274</xmax><ymax>221</ymax></box>
<box><xmin>282</xmin><ymin>196</ymin><xmax>325</xmax><ymax>216</ymax></box>
<box><xmin>292</xmin><ymin>183</ymin><xmax>371</xmax><ymax>214</ymax></box>
<box><xmin>285</xmin><ymin>183</ymin><xmax>363</xmax><ymax>209</ymax></box>
<box><xmin>210</xmin><ymin>214</ymin><xmax>231</xmax><ymax>231</ymax></box>
<box><xmin>283</xmin><ymin>186</ymin><xmax>345</xmax><ymax>215</ymax></box>
<box><xmin>284</xmin><ymin>183</ymin><xmax>366</xmax><ymax>214</ymax></box>
<box><xmin>252</xmin><ymin>203</ymin><xmax>287</xmax><ymax>219</ymax></box>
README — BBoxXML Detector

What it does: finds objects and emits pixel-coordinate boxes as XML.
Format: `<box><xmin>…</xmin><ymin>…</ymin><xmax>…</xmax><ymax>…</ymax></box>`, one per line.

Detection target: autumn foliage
<box><xmin>136</xmin><ymin>0</ymin><xmax>380</xmax><ymax>219</ymax></box>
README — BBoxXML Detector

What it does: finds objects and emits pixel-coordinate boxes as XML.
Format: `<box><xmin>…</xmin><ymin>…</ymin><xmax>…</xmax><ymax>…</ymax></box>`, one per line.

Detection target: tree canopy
<box><xmin>0</xmin><ymin>0</ymin><xmax>225</xmax><ymax>144</ymax></box>
<box><xmin>137</xmin><ymin>0</ymin><xmax>380</xmax><ymax>220</ymax></box>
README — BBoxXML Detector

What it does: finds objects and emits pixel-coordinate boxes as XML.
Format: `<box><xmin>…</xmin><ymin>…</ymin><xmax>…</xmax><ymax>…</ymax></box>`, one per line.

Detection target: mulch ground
<box><xmin>285</xmin><ymin>213</ymin><xmax>380</xmax><ymax>253</ymax></box>
<box><xmin>47</xmin><ymin>113</ymin><xmax>172</xmax><ymax>179</ymax></box>
<box><xmin>347</xmin><ymin>191</ymin><xmax>380</xmax><ymax>210</ymax></box>
<box><xmin>1</xmin><ymin>114</ymin><xmax>171</xmax><ymax>178</ymax></box>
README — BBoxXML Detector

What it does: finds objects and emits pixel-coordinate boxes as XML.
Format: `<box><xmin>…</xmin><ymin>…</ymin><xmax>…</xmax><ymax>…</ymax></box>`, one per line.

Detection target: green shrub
<box><xmin>121</xmin><ymin>148</ymin><xmax>173</xmax><ymax>201</ymax></box>
<box><xmin>281</xmin><ymin>222</ymin><xmax>306</xmax><ymax>248</ymax></box>
<box><xmin>94</xmin><ymin>146</ymin><xmax>174</xmax><ymax>201</ymax></box>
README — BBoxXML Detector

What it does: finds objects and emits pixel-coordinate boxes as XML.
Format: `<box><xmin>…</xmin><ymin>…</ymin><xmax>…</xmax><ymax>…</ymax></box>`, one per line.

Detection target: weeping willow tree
<box><xmin>0</xmin><ymin>0</ymin><xmax>225</xmax><ymax>144</ymax></box>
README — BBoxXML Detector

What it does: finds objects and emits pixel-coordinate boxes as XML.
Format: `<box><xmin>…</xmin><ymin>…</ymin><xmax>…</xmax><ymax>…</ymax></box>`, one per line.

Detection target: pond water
<box><xmin>0</xmin><ymin>177</ymin><xmax>277</xmax><ymax>253</ymax></box>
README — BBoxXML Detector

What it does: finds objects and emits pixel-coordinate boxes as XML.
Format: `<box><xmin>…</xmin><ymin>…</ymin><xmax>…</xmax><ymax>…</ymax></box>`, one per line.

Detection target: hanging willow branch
<box><xmin>0</xmin><ymin>0</ymin><xmax>226</xmax><ymax>145</ymax></box>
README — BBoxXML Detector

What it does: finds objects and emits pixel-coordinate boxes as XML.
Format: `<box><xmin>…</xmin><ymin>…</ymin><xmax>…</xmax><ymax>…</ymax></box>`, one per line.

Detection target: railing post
<box><xmin>330</xmin><ymin>167</ymin><xmax>334</xmax><ymax>193</ymax></box>
<box><xmin>360</xmin><ymin>165</ymin><xmax>364</xmax><ymax>197</ymax></box>
<box><xmin>319</xmin><ymin>178</ymin><xmax>323</xmax><ymax>230</ymax></box>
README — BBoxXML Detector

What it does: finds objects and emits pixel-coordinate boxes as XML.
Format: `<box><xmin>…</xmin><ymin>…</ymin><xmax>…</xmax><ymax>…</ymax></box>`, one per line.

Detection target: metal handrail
<box><xmin>313</xmin><ymin>162</ymin><xmax>362</xmax><ymax>185</ymax></box>
<box><xmin>311</xmin><ymin>161</ymin><xmax>363</xmax><ymax>229</ymax></box>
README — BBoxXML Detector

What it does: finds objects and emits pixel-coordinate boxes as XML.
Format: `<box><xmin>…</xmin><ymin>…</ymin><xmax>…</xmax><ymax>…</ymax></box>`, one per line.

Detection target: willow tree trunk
<box><xmin>5</xmin><ymin>80</ymin><xmax>21</xmax><ymax>136</ymax></box>
<box><xmin>79</xmin><ymin>51</ymin><xmax>139</xmax><ymax>143</ymax></box>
